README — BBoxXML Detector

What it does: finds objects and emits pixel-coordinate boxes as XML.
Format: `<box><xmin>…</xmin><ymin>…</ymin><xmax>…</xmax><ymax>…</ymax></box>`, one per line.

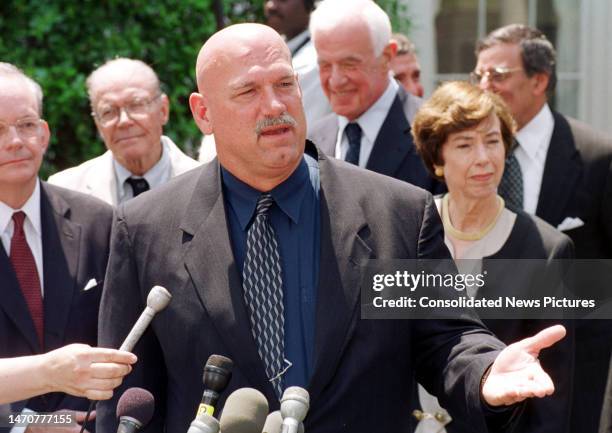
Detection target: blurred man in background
<box><xmin>49</xmin><ymin>58</ymin><xmax>199</xmax><ymax>205</ymax></box>
<box><xmin>390</xmin><ymin>32</ymin><xmax>424</xmax><ymax>98</ymax></box>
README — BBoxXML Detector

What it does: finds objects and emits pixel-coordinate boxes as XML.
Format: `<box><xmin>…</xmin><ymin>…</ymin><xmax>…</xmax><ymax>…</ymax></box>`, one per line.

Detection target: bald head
<box><xmin>195</xmin><ymin>24</ymin><xmax>291</xmax><ymax>94</ymax></box>
<box><xmin>87</xmin><ymin>58</ymin><xmax>161</xmax><ymax>107</ymax></box>
<box><xmin>189</xmin><ymin>23</ymin><xmax>306</xmax><ymax>192</ymax></box>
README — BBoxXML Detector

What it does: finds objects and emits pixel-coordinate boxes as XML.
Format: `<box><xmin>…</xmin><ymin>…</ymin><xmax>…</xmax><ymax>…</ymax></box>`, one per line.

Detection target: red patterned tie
<box><xmin>9</xmin><ymin>211</ymin><xmax>44</xmax><ymax>347</ymax></box>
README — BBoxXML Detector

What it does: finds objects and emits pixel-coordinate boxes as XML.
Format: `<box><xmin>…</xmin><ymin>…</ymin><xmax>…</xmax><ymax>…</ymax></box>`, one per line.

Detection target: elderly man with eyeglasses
<box><xmin>0</xmin><ymin>63</ymin><xmax>136</xmax><ymax>433</ymax></box>
<box><xmin>473</xmin><ymin>24</ymin><xmax>612</xmax><ymax>433</ymax></box>
<box><xmin>49</xmin><ymin>58</ymin><xmax>199</xmax><ymax>205</ymax></box>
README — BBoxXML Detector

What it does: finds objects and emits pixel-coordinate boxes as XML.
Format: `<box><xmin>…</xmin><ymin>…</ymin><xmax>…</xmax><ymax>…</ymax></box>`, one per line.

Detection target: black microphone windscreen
<box><xmin>219</xmin><ymin>388</ymin><xmax>268</xmax><ymax>433</ymax></box>
<box><xmin>206</xmin><ymin>354</ymin><xmax>233</xmax><ymax>371</ymax></box>
<box><xmin>202</xmin><ymin>355</ymin><xmax>233</xmax><ymax>393</ymax></box>
<box><xmin>116</xmin><ymin>387</ymin><xmax>155</xmax><ymax>427</ymax></box>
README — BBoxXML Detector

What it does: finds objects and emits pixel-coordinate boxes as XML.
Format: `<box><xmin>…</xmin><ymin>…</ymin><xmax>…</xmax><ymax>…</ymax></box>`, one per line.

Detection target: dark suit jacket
<box><xmin>97</xmin><ymin>143</ymin><xmax>509</xmax><ymax>433</ymax></box>
<box><xmin>536</xmin><ymin>113</ymin><xmax>612</xmax><ymax>433</ymax></box>
<box><xmin>308</xmin><ymin>86</ymin><xmax>445</xmax><ymax>194</ymax></box>
<box><xmin>480</xmin><ymin>212</ymin><xmax>575</xmax><ymax>433</ymax></box>
<box><xmin>0</xmin><ymin>182</ymin><xmax>112</xmax><ymax>418</ymax></box>
<box><xmin>536</xmin><ymin>112</ymin><xmax>612</xmax><ymax>259</ymax></box>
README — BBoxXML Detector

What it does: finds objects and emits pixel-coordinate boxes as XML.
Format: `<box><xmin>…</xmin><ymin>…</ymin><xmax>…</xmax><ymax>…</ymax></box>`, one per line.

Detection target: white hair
<box><xmin>0</xmin><ymin>63</ymin><xmax>44</xmax><ymax>116</ymax></box>
<box><xmin>309</xmin><ymin>0</ymin><xmax>392</xmax><ymax>56</ymax></box>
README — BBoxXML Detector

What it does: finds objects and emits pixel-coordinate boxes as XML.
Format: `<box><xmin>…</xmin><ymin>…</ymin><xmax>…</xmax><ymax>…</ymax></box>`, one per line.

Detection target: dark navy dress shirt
<box><xmin>221</xmin><ymin>154</ymin><xmax>320</xmax><ymax>391</ymax></box>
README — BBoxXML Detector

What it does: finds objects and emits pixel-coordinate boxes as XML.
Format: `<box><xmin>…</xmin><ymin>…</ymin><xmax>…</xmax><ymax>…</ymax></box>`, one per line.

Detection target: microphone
<box><xmin>280</xmin><ymin>387</ymin><xmax>309</xmax><ymax>433</ymax></box>
<box><xmin>79</xmin><ymin>286</ymin><xmax>171</xmax><ymax>433</ymax></box>
<box><xmin>187</xmin><ymin>413</ymin><xmax>220</xmax><ymax>433</ymax></box>
<box><xmin>120</xmin><ymin>285</ymin><xmax>172</xmax><ymax>351</ymax></box>
<box><xmin>262</xmin><ymin>411</ymin><xmax>304</xmax><ymax>433</ymax></box>
<box><xmin>115</xmin><ymin>387</ymin><xmax>155</xmax><ymax>433</ymax></box>
<box><xmin>219</xmin><ymin>387</ymin><xmax>269</xmax><ymax>433</ymax></box>
<box><xmin>196</xmin><ymin>354</ymin><xmax>234</xmax><ymax>417</ymax></box>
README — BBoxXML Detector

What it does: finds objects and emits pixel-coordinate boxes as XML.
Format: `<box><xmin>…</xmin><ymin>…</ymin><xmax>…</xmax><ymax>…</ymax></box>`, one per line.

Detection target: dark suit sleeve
<box><xmin>97</xmin><ymin>209</ymin><xmax>167</xmax><ymax>433</ymax></box>
<box><xmin>411</xmin><ymin>194</ymin><xmax>511</xmax><ymax>432</ymax></box>
<box><xmin>603</xmin><ymin>158</ymin><xmax>612</xmax><ymax>246</ymax></box>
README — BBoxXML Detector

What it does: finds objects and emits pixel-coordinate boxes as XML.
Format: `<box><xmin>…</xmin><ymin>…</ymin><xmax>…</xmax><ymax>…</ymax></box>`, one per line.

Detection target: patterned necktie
<box><xmin>344</xmin><ymin>122</ymin><xmax>362</xmax><ymax>165</ymax></box>
<box><xmin>9</xmin><ymin>211</ymin><xmax>44</xmax><ymax>347</ymax></box>
<box><xmin>126</xmin><ymin>177</ymin><xmax>150</xmax><ymax>197</ymax></box>
<box><xmin>498</xmin><ymin>140</ymin><xmax>524</xmax><ymax>210</ymax></box>
<box><xmin>242</xmin><ymin>193</ymin><xmax>285</xmax><ymax>398</ymax></box>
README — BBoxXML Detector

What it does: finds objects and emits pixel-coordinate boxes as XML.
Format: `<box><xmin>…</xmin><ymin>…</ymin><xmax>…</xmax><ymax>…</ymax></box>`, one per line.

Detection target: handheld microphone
<box><xmin>196</xmin><ymin>354</ymin><xmax>234</xmax><ymax>417</ymax></box>
<box><xmin>79</xmin><ymin>286</ymin><xmax>171</xmax><ymax>433</ymax></box>
<box><xmin>219</xmin><ymin>387</ymin><xmax>269</xmax><ymax>433</ymax></box>
<box><xmin>115</xmin><ymin>387</ymin><xmax>155</xmax><ymax>433</ymax></box>
<box><xmin>120</xmin><ymin>285</ymin><xmax>172</xmax><ymax>351</ymax></box>
<box><xmin>280</xmin><ymin>387</ymin><xmax>309</xmax><ymax>433</ymax></box>
<box><xmin>187</xmin><ymin>412</ymin><xmax>220</xmax><ymax>433</ymax></box>
<box><xmin>262</xmin><ymin>411</ymin><xmax>304</xmax><ymax>433</ymax></box>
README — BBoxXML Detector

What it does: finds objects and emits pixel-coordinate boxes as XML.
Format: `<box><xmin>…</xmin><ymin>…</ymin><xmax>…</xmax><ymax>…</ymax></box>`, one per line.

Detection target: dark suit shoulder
<box><xmin>322</xmin><ymin>154</ymin><xmax>432</xmax><ymax>209</ymax></box>
<box><xmin>500</xmin><ymin>211</ymin><xmax>574</xmax><ymax>259</ymax></box>
<box><xmin>41</xmin><ymin>181</ymin><xmax>113</xmax><ymax>221</ymax></box>
<box><xmin>563</xmin><ymin>115</ymin><xmax>612</xmax><ymax>161</ymax></box>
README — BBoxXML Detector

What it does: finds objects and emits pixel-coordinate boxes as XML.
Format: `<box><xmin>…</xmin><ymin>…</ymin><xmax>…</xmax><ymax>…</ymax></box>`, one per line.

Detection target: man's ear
<box><xmin>189</xmin><ymin>92</ymin><xmax>213</xmax><ymax>135</ymax></box>
<box><xmin>159</xmin><ymin>93</ymin><xmax>170</xmax><ymax>125</ymax></box>
<box><xmin>40</xmin><ymin>120</ymin><xmax>51</xmax><ymax>154</ymax></box>
<box><xmin>532</xmin><ymin>72</ymin><xmax>550</xmax><ymax>97</ymax></box>
<box><xmin>382</xmin><ymin>40</ymin><xmax>398</xmax><ymax>67</ymax></box>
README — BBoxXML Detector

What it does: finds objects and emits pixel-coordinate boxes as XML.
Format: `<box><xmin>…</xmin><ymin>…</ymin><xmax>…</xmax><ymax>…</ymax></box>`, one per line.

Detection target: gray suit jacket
<box><xmin>97</xmin><ymin>143</ymin><xmax>510</xmax><ymax>433</ymax></box>
<box><xmin>48</xmin><ymin>135</ymin><xmax>200</xmax><ymax>206</ymax></box>
<box><xmin>308</xmin><ymin>86</ymin><xmax>444</xmax><ymax>194</ymax></box>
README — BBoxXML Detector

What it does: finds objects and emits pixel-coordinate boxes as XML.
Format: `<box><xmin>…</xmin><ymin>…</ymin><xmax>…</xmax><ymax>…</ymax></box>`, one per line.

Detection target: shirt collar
<box><xmin>337</xmin><ymin>79</ymin><xmax>399</xmax><ymax>144</ymax></box>
<box><xmin>0</xmin><ymin>179</ymin><xmax>42</xmax><ymax>237</ymax></box>
<box><xmin>286</xmin><ymin>29</ymin><xmax>311</xmax><ymax>54</ymax></box>
<box><xmin>515</xmin><ymin>103</ymin><xmax>554</xmax><ymax>160</ymax></box>
<box><xmin>113</xmin><ymin>137</ymin><xmax>171</xmax><ymax>198</ymax></box>
<box><xmin>221</xmin><ymin>156</ymin><xmax>311</xmax><ymax>230</ymax></box>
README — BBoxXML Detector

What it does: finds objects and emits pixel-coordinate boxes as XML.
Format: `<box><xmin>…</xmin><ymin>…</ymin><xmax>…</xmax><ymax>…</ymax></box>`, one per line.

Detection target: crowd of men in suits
<box><xmin>0</xmin><ymin>0</ymin><xmax>611</xmax><ymax>432</ymax></box>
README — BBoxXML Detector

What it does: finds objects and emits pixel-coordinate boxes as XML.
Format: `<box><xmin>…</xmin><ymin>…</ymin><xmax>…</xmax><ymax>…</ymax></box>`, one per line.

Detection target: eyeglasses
<box><xmin>0</xmin><ymin>118</ymin><xmax>43</xmax><ymax>142</ymax></box>
<box><xmin>92</xmin><ymin>94</ymin><xmax>161</xmax><ymax>127</ymax></box>
<box><xmin>469</xmin><ymin>67</ymin><xmax>523</xmax><ymax>85</ymax></box>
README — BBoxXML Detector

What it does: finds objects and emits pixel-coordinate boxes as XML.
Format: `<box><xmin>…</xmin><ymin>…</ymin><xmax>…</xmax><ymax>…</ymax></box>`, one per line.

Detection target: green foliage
<box><xmin>376</xmin><ymin>0</ymin><xmax>411</xmax><ymax>35</ymax></box>
<box><xmin>0</xmin><ymin>0</ymin><xmax>409</xmax><ymax>178</ymax></box>
<box><xmin>0</xmin><ymin>0</ymin><xmax>217</xmax><ymax>177</ymax></box>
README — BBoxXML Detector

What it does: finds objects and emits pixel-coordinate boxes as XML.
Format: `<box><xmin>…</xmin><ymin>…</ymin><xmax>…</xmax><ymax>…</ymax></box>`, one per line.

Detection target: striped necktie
<box><xmin>242</xmin><ymin>193</ymin><xmax>285</xmax><ymax>398</ymax></box>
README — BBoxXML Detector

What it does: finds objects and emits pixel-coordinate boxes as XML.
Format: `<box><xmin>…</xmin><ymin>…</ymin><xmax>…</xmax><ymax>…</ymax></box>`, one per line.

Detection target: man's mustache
<box><xmin>255</xmin><ymin>114</ymin><xmax>297</xmax><ymax>136</ymax></box>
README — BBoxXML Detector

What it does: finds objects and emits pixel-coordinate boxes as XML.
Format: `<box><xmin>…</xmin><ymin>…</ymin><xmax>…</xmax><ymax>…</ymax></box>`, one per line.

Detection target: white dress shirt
<box><xmin>113</xmin><ymin>138</ymin><xmax>172</xmax><ymax>204</ymax></box>
<box><xmin>0</xmin><ymin>180</ymin><xmax>44</xmax><ymax>294</ymax></box>
<box><xmin>335</xmin><ymin>79</ymin><xmax>399</xmax><ymax>168</ymax></box>
<box><xmin>515</xmin><ymin>103</ymin><xmax>555</xmax><ymax>214</ymax></box>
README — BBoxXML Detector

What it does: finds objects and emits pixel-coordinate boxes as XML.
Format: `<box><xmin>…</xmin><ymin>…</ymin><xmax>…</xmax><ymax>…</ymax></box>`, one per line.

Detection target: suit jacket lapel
<box><xmin>536</xmin><ymin>112</ymin><xmax>582</xmax><ymax>225</ymax></box>
<box><xmin>308</xmin><ymin>149</ymin><xmax>373</xmax><ymax>401</ymax></box>
<box><xmin>365</xmin><ymin>92</ymin><xmax>416</xmax><ymax>177</ymax></box>
<box><xmin>180</xmin><ymin>162</ymin><xmax>275</xmax><ymax>401</ymax></box>
<box><xmin>40</xmin><ymin>183</ymin><xmax>80</xmax><ymax>351</ymax></box>
<box><xmin>87</xmin><ymin>151</ymin><xmax>117</xmax><ymax>206</ymax></box>
<box><xmin>0</xmin><ymin>248</ymin><xmax>41</xmax><ymax>353</ymax></box>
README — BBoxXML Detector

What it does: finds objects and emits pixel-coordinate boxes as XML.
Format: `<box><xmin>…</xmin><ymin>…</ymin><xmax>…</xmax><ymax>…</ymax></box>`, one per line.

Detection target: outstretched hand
<box><xmin>482</xmin><ymin>325</ymin><xmax>566</xmax><ymax>406</ymax></box>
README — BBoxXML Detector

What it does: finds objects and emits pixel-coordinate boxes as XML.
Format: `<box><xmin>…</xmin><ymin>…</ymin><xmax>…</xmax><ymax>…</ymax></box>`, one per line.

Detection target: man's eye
<box><xmin>99</xmin><ymin>107</ymin><xmax>114</xmax><ymax>117</ymax></box>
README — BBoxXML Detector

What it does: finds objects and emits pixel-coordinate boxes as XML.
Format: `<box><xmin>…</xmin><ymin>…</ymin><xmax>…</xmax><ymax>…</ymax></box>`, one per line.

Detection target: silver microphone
<box><xmin>187</xmin><ymin>413</ymin><xmax>220</xmax><ymax>433</ymax></box>
<box><xmin>262</xmin><ymin>411</ymin><xmax>304</xmax><ymax>433</ymax></box>
<box><xmin>280</xmin><ymin>387</ymin><xmax>309</xmax><ymax>433</ymax></box>
<box><xmin>119</xmin><ymin>285</ymin><xmax>172</xmax><ymax>351</ymax></box>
